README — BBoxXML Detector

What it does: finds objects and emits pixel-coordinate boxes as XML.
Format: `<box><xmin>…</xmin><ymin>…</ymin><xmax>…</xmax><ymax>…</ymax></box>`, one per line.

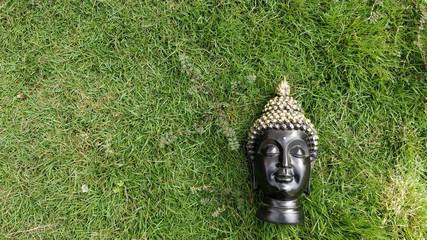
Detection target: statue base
<box><xmin>256</xmin><ymin>197</ymin><xmax>303</xmax><ymax>225</ymax></box>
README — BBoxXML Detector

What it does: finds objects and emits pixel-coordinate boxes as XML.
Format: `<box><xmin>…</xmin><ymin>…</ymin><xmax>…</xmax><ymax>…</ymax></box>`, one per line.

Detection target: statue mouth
<box><xmin>274</xmin><ymin>174</ymin><xmax>293</xmax><ymax>183</ymax></box>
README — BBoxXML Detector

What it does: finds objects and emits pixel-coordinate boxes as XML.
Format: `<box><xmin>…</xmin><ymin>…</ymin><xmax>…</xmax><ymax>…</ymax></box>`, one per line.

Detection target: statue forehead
<box><xmin>261</xmin><ymin>129</ymin><xmax>308</xmax><ymax>142</ymax></box>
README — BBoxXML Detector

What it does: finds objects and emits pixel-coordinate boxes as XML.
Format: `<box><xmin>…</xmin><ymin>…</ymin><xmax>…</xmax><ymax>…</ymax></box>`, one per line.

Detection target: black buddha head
<box><xmin>247</xmin><ymin>78</ymin><xmax>318</xmax><ymax>225</ymax></box>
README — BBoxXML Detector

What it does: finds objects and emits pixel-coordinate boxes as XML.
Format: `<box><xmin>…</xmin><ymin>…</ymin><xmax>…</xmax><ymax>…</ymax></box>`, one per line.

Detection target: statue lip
<box><xmin>274</xmin><ymin>174</ymin><xmax>293</xmax><ymax>183</ymax></box>
<box><xmin>274</xmin><ymin>168</ymin><xmax>294</xmax><ymax>183</ymax></box>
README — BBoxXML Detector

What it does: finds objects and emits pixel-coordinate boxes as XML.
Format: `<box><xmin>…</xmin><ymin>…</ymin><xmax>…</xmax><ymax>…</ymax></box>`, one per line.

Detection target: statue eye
<box><xmin>262</xmin><ymin>144</ymin><xmax>280</xmax><ymax>157</ymax></box>
<box><xmin>290</xmin><ymin>146</ymin><xmax>306</xmax><ymax>158</ymax></box>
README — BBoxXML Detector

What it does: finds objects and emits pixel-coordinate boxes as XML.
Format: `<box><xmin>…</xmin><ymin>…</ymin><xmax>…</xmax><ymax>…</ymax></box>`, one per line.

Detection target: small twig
<box><xmin>225</xmin><ymin>206</ymin><xmax>245</xmax><ymax>223</ymax></box>
<box><xmin>6</xmin><ymin>224</ymin><xmax>52</xmax><ymax>236</ymax></box>
<box><xmin>224</xmin><ymin>206</ymin><xmax>252</xmax><ymax>238</ymax></box>
<box><xmin>217</xmin><ymin>104</ymin><xmax>238</xmax><ymax>149</ymax></box>
<box><xmin>230</xmin><ymin>75</ymin><xmax>256</xmax><ymax>101</ymax></box>
<box><xmin>394</xmin><ymin>25</ymin><xmax>401</xmax><ymax>47</ymax></box>
<box><xmin>231</xmin><ymin>82</ymin><xmax>239</xmax><ymax>99</ymax></box>
<box><xmin>160</xmin><ymin>115</ymin><xmax>211</xmax><ymax>146</ymax></box>
<box><xmin>1</xmin><ymin>189</ymin><xmax>13</xmax><ymax>202</ymax></box>
<box><xmin>414</xmin><ymin>5</ymin><xmax>427</xmax><ymax>68</ymax></box>
<box><xmin>368</xmin><ymin>0</ymin><xmax>378</xmax><ymax>21</ymax></box>
<box><xmin>190</xmin><ymin>185</ymin><xmax>216</xmax><ymax>194</ymax></box>
<box><xmin>179</xmin><ymin>54</ymin><xmax>241</xmax><ymax>150</ymax></box>
<box><xmin>182</xmin><ymin>55</ymin><xmax>217</xmax><ymax>100</ymax></box>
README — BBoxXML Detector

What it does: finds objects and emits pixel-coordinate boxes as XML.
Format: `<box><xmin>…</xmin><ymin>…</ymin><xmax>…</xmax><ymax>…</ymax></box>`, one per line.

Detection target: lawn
<box><xmin>0</xmin><ymin>0</ymin><xmax>426</xmax><ymax>239</ymax></box>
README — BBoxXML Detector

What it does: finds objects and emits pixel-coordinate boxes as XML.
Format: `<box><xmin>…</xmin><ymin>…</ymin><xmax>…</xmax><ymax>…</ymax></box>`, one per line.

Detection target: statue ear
<box><xmin>304</xmin><ymin>178</ymin><xmax>311</xmax><ymax>195</ymax></box>
<box><xmin>252</xmin><ymin>161</ymin><xmax>259</xmax><ymax>190</ymax></box>
<box><xmin>305</xmin><ymin>160</ymin><xmax>316</xmax><ymax>194</ymax></box>
<box><xmin>247</xmin><ymin>146</ymin><xmax>259</xmax><ymax>190</ymax></box>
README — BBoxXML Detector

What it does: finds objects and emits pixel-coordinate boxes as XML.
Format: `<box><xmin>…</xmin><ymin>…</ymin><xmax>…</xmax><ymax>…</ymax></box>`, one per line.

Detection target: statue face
<box><xmin>254</xmin><ymin>129</ymin><xmax>311</xmax><ymax>200</ymax></box>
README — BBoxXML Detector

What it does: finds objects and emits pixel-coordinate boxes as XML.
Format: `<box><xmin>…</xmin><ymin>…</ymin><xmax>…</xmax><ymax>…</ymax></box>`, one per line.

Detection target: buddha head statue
<box><xmin>246</xmin><ymin>77</ymin><xmax>318</xmax><ymax>225</ymax></box>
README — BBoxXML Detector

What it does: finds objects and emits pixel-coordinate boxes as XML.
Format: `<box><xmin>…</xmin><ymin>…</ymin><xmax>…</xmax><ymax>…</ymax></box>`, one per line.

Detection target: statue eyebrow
<box><xmin>285</xmin><ymin>140</ymin><xmax>309</xmax><ymax>154</ymax></box>
<box><xmin>258</xmin><ymin>139</ymin><xmax>281</xmax><ymax>151</ymax></box>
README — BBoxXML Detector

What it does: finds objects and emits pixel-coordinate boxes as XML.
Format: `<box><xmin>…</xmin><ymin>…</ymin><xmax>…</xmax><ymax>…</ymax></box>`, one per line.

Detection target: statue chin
<box><xmin>256</xmin><ymin>197</ymin><xmax>303</xmax><ymax>225</ymax></box>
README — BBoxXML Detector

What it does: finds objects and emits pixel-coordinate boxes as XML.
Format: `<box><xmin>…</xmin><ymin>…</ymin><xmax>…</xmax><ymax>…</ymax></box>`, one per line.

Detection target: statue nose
<box><xmin>275</xmin><ymin>167</ymin><xmax>294</xmax><ymax>183</ymax></box>
<box><xmin>281</xmin><ymin>152</ymin><xmax>292</xmax><ymax>168</ymax></box>
<box><xmin>276</xmin><ymin>167</ymin><xmax>293</xmax><ymax>177</ymax></box>
<box><xmin>275</xmin><ymin>152</ymin><xmax>294</xmax><ymax>180</ymax></box>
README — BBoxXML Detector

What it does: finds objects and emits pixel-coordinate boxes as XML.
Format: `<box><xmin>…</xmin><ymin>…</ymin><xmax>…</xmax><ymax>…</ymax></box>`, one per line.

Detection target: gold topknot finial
<box><xmin>275</xmin><ymin>76</ymin><xmax>290</xmax><ymax>96</ymax></box>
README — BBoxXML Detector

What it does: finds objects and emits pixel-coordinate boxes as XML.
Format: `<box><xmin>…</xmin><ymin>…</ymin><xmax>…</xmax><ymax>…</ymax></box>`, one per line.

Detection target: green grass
<box><xmin>0</xmin><ymin>0</ymin><xmax>426</xmax><ymax>239</ymax></box>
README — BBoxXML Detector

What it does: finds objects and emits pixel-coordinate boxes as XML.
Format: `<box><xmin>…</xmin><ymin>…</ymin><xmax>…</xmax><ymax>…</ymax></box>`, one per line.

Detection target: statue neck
<box><xmin>256</xmin><ymin>197</ymin><xmax>303</xmax><ymax>225</ymax></box>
